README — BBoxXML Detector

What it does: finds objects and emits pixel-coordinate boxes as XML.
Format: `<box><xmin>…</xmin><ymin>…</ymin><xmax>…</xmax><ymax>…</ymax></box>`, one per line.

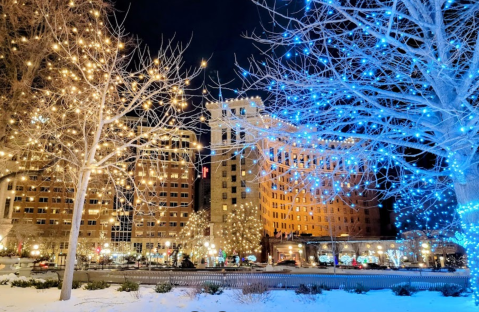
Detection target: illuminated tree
<box><xmin>244</xmin><ymin>0</ymin><xmax>479</xmax><ymax>304</ymax></box>
<box><xmin>221</xmin><ymin>203</ymin><xmax>262</xmax><ymax>261</ymax></box>
<box><xmin>1</xmin><ymin>0</ymin><xmax>201</xmax><ymax>300</ymax></box>
<box><xmin>178</xmin><ymin>210</ymin><xmax>210</xmax><ymax>261</ymax></box>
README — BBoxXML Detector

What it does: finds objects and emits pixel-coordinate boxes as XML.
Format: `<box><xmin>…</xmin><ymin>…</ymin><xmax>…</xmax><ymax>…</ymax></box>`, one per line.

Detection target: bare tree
<box><xmin>243</xmin><ymin>0</ymin><xmax>479</xmax><ymax>304</ymax></box>
<box><xmin>1</xmin><ymin>1</ymin><xmax>202</xmax><ymax>300</ymax></box>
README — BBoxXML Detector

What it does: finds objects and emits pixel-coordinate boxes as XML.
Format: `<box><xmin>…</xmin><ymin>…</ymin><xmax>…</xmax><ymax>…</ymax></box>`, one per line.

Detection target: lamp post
<box><xmin>165</xmin><ymin>241</ymin><xmax>171</xmax><ymax>266</ymax></box>
<box><xmin>31</xmin><ymin>245</ymin><xmax>40</xmax><ymax>269</ymax></box>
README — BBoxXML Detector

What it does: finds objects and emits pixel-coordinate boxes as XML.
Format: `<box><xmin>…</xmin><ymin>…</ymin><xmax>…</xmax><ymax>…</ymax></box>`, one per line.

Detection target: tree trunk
<box><xmin>59</xmin><ymin>170</ymin><xmax>91</xmax><ymax>301</ymax></box>
<box><xmin>454</xmin><ymin>177</ymin><xmax>479</xmax><ymax>305</ymax></box>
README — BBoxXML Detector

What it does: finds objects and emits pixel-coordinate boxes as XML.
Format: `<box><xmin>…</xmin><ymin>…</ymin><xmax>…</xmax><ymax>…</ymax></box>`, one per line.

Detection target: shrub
<box><xmin>155</xmin><ymin>282</ymin><xmax>173</xmax><ymax>293</ymax></box>
<box><xmin>117</xmin><ymin>281</ymin><xmax>139</xmax><ymax>292</ymax></box>
<box><xmin>0</xmin><ymin>279</ymin><xmax>9</xmax><ymax>285</ymax></box>
<box><xmin>353</xmin><ymin>283</ymin><xmax>369</xmax><ymax>294</ymax></box>
<box><xmin>84</xmin><ymin>280</ymin><xmax>110</xmax><ymax>290</ymax></box>
<box><xmin>234</xmin><ymin>283</ymin><xmax>271</xmax><ymax>304</ymax></box>
<box><xmin>295</xmin><ymin>284</ymin><xmax>323</xmax><ymax>295</ymax></box>
<box><xmin>447</xmin><ymin>267</ymin><xmax>457</xmax><ymax>273</ymax></box>
<box><xmin>242</xmin><ymin>282</ymin><xmax>269</xmax><ymax>295</ymax></box>
<box><xmin>57</xmin><ymin>280</ymin><xmax>83</xmax><ymax>290</ymax></box>
<box><xmin>439</xmin><ymin>284</ymin><xmax>464</xmax><ymax>297</ymax></box>
<box><xmin>33</xmin><ymin>280</ymin><xmax>60</xmax><ymax>289</ymax></box>
<box><xmin>392</xmin><ymin>284</ymin><xmax>418</xmax><ymax>296</ymax></box>
<box><xmin>10</xmin><ymin>280</ymin><xmax>33</xmax><ymax>288</ymax></box>
<box><xmin>201</xmin><ymin>282</ymin><xmax>223</xmax><ymax>295</ymax></box>
<box><xmin>319</xmin><ymin>283</ymin><xmax>331</xmax><ymax>291</ymax></box>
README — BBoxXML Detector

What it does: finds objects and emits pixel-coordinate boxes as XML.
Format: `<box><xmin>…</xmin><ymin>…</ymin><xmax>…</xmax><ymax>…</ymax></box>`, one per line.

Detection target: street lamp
<box><xmin>165</xmin><ymin>241</ymin><xmax>171</xmax><ymax>265</ymax></box>
<box><xmin>31</xmin><ymin>245</ymin><xmax>40</xmax><ymax>269</ymax></box>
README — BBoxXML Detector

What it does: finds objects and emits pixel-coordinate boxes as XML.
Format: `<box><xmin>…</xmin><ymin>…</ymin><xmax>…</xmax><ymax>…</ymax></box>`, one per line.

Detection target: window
<box><xmin>181</xmin><ymin>213</ymin><xmax>188</xmax><ymax>218</ymax></box>
<box><xmin>171</xmin><ymin>173</ymin><xmax>179</xmax><ymax>179</ymax></box>
<box><xmin>241</xmin><ymin>180</ymin><xmax>246</xmax><ymax>187</ymax></box>
<box><xmin>65</xmin><ymin>198</ymin><xmax>74</xmax><ymax>203</ymax></box>
<box><xmin>231</xmin><ymin>175</ymin><xmax>237</xmax><ymax>182</ymax></box>
<box><xmin>40</xmin><ymin>187</ymin><xmax>49</xmax><ymax>192</ymax></box>
<box><xmin>170</xmin><ymin>202</ymin><xmax>178</xmax><ymax>207</ymax></box>
<box><xmin>88</xmin><ymin>209</ymin><xmax>99</xmax><ymax>215</ymax></box>
<box><xmin>240</xmin><ymin>107</ymin><xmax>246</xmax><ymax>115</ymax></box>
<box><xmin>222</xmin><ymin>160</ymin><xmax>227</xmax><ymax>167</ymax></box>
<box><xmin>231</xmin><ymin>164</ymin><xmax>236</xmax><ymax>171</ymax></box>
<box><xmin>181</xmin><ymin>193</ymin><xmax>189</xmax><ymax>198</ymax></box>
<box><xmin>87</xmin><ymin>220</ymin><xmax>97</xmax><ymax>226</ymax></box>
<box><xmin>241</xmin><ymin>170</ymin><xmax>246</xmax><ymax>177</ymax></box>
<box><xmin>241</xmin><ymin>192</ymin><xmax>246</xmax><ymax>199</ymax></box>
<box><xmin>231</xmin><ymin>108</ymin><xmax>236</xmax><ymax>115</ymax></box>
<box><xmin>53</xmin><ymin>187</ymin><xmax>62</xmax><ymax>192</ymax></box>
<box><xmin>49</xmin><ymin>219</ymin><xmax>58</xmax><ymax>225</ymax></box>
<box><xmin>232</xmin><ymin>198</ymin><xmax>237</xmax><ymax>205</ymax></box>
<box><xmin>180</xmin><ymin>202</ymin><xmax>189</xmax><ymax>207</ymax></box>
<box><xmin>39</xmin><ymin>197</ymin><xmax>49</xmax><ymax>203</ymax></box>
<box><xmin>170</xmin><ymin>192</ymin><xmax>178</xmax><ymax>197</ymax></box>
<box><xmin>170</xmin><ymin>212</ymin><xmax>178</xmax><ymax>217</ymax></box>
<box><xmin>222</xmin><ymin>109</ymin><xmax>227</xmax><ymax>117</ymax></box>
<box><xmin>15</xmin><ymin>186</ymin><xmax>24</xmax><ymax>191</ymax></box>
<box><xmin>63</xmin><ymin>220</ymin><xmax>72</xmax><ymax>225</ymax></box>
<box><xmin>222</xmin><ymin>181</ymin><xmax>227</xmax><ymax>188</ymax></box>
<box><xmin>147</xmin><ymin>221</ymin><xmax>155</xmax><ymax>227</ymax></box>
<box><xmin>231</xmin><ymin>187</ymin><xmax>237</xmax><ymax>194</ymax></box>
<box><xmin>38</xmin><ymin>208</ymin><xmax>47</xmax><ymax>214</ymax></box>
<box><xmin>169</xmin><ymin>222</ymin><xmax>177</xmax><ymax>227</ymax></box>
<box><xmin>29</xmin><ymin>176</ymin><xmax>38</xmax><ymax>181</ymax></box>
<box><xmin>222</xmin><ymin>193</ymin><xmax>227</xmax><ymax>199</ymax></box>
<box><xmin>222</xmin><ymin>171</ymin><xmax>227</xmax><ymax>177</ymax></box>
<box><xmin>52</xmin><ymin>197</ymin><xmax>61</xmax><ymax>203</ymax></box>
<box><xmin>66</xmin><ymin>188</ymin><xmax>74</xmax><ymax>193</ymax></box>
<box><xmin>36</xmin><ymin>219</ymin><xmax>46</xmax><ymax>225</ymax></box>
<box><xmin>158</xmin><ymin>222</ymin><xmax>166</xmax><ymax>227</ymax></box>
<box><xmin>24</xmin><ymin>208</ymin><xmax>34</xmax><ymax>213</ymax></box>
<box><xmin>222</xmin><ymin>204</ymin><xmax>228</xmax><ymax>211</ymax></box>
<box><xmin>7</xmin><ymin>182</ymin><xmax>13</xmax><ymax>190</ymax></box>
<box><xmin>181</xmin><ymin>183</ymin><xmax>188</xmax><ymax>188</ymax></box>
<box><xmin>14</xmin><ymin>196</ymin><xmax>22</xmax><ymax>202</ymax></box>
<box><xmin>159</xmin><ymin>192</ymin><xmax>167</xmax><ymax>197</ymax></box>
<box><xmin>222</xmin><ymin>129</ymin><xmax>227</xmax><ymax>144</ymax></box>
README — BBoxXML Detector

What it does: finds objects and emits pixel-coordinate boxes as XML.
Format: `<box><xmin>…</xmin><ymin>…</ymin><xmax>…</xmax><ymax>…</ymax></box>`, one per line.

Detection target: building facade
<box><xmin>0</xmin><ymin>125</ymin><xmax>198</xmax><ymax>263</ymax></box>
<box><xmin>206</xmin><ymin>97</ymin><xmax>381</xmax><ymax>258</ymax></box>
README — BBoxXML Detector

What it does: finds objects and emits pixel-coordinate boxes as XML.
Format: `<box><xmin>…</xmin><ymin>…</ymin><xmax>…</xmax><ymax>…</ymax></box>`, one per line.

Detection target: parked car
<box><xmin>275</xmin><ymin>260</ymin><xmax>297</xmax><ymax>267</ymax></box>
<box><xmin>38</xmin><ymin>262</ymin><xmax>57</xmax><ymax>269</ymax></box>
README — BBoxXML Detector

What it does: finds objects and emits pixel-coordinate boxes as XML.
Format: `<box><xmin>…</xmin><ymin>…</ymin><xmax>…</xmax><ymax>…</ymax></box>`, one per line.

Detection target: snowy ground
<box><xmin>0</xmin><ymin>275</ymin><xmax>476</xmax><ymax>312</ymax></box>
<box><xmin>279</xmin><ymin>267</ymin><xmax>470</xmax><ymax>276</ymax></box>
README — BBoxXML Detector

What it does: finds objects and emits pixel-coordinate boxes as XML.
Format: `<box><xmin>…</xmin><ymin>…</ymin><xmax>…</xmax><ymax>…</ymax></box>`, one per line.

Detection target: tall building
<box><xmin>0</xmin><ymin>123</ymin><xmax>198</xmax><ymax>263</ymax></box>
<box><xmin>206</xmin><ymin>97</ymin><xmax>381</xmax><ymax>254</ymax></box>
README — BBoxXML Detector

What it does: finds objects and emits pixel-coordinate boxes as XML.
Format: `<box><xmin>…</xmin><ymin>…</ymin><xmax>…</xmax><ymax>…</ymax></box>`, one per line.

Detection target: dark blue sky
<box><xmin>114</xmin><ymin>0</ymin><xmax>264</xmax><ymax>94</ymax></box>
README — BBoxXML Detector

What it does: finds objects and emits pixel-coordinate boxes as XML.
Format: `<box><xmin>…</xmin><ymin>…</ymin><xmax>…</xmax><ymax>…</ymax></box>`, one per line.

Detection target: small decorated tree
<box><xmin>221</xmin><ymin>203</ymin><xmax>262</xmax><ymax>262</ymax></box>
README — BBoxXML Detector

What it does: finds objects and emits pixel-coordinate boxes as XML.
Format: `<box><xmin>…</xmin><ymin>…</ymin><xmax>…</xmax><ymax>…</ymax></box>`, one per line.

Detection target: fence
<box><xmin>69</xmin><ymin>270</ymin><xmax>469</xmax><ymax>290</ymax></box>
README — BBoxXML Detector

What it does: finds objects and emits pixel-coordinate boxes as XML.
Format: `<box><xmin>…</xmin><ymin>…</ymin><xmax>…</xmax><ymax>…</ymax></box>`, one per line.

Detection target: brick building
<box><xmin>206</xmin><ymin>97</ymin><xmax>381</xmax><ymax>256</ymax></box>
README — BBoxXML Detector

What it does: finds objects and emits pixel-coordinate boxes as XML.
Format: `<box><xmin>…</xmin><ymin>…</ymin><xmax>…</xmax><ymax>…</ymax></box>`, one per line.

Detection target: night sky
<box><xmin>114</xmin><ymin>0</ymin><xmax>263</xmax><ymax>96</ymax></box>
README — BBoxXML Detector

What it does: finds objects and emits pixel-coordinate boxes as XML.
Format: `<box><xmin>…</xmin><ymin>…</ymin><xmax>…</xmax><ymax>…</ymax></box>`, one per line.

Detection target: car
<box><xmin>275</xmin><ymin>260</ymin><xmax>297</xmax><ymax>267</ymax></box>
<box><xmin>38</xmin><ymin>262</ymin><xmax>57</xmax><ymax>269</ymax></box>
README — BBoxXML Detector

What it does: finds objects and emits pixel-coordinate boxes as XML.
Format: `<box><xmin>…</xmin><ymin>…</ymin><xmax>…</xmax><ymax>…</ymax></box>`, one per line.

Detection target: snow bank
<box><xmin>0</xmin><ymin>284</ymin><xmax>476</xmax><ymax>312</ymax></box>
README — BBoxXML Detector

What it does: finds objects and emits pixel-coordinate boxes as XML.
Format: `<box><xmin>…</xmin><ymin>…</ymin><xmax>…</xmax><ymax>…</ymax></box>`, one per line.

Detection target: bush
<box><xmin>57</xmin><ymin>280</ymin><xmax>83</xmax><ymax>290</ymax></box>
<box><xmin>201</xmin><ymin>282</ymin><xmax>223</xmax><ymax>295</ymax></box>
<box><xmin>319</xmin><ymin>283</ymin><xmax>331</xmax><ymax>291</ymax></box>
<box><xmin>234</xmin><ymin>282</ymin><xmax>271</xmax><ymax>303</ymax></box>
<box><xmin>447</xmin><ymin>267</ymin><xmax>457</xmax><ymax>273</ymax></box>
<box><xmin>392</xmin><ymin>284</ymin><xmax>418</xmax><ymax>296</ymax></box>
<box><xmin>242</xmin><ymin>282</ymin><xmax>269</xmax><ymax>295</ymax></box>
<box><xmin>439</xmin><ymin>284</ymin><xmax>464</xmax><ymax>297</ymax></box>
<box><xmin>353</xmin><ymin>283</ymin><xmax>369</xmax><ymax>294</ymax></box>
<box><xmin>295</xmin><ymin>284</ymin><xmax>323</xmax><ymax>295</ymax></box>
<box><xmin>33</xmin><ymin>280</ymin><xmax>60</xmax><ymax>289</ymax></box>
<box><xmin>0</xmin><ymin>279</ymin><xmax>9</xmax><ymax>285</ymax></box>
<box><xmin>117</xmin><ymin>281</ymin><xmax>139</xmax><ymax>292</ymax></box>
<box><xmin>84</xmin><ymin>280</ymin><xmax>110</xmax><ymax>290</ymax></box>
<box><xmin>155</xmin><ymin>282</ymin><xmax>173</xmax><ymax>293</ymax></box>
<box><xmin>10</xmin><ymin>280</ymin><xmax>33</xmax><ymax>288</ymax></box>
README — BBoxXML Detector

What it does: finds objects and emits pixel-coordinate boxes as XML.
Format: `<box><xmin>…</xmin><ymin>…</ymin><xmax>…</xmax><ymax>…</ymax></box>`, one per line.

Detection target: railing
<box><xmin>70</xmin><ymin>271</ymin><xmax>469</xmax><ymax>290</ymax></box>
